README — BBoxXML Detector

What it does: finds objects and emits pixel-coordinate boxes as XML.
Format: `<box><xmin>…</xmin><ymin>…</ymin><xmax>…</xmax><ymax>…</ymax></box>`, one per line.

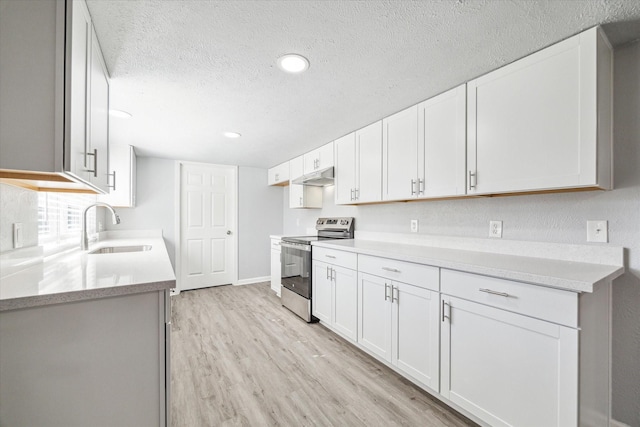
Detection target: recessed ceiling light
<box><xmin>109</xmin><ymin>109</ymin><xmax>132</xmax><ymax>119</ymax></box>
<box><xmin>277</xmin><ymin>54</ymin><xmax>310</xmax><ymax>73</ymax></box>
<box><xmin>223</xmin><ymin>132</ymin><xmax>242</xmax><ymax>138</ymax></box>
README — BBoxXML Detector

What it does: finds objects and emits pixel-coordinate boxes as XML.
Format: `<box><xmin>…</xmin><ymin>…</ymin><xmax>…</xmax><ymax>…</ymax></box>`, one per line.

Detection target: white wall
<box><xmin>283</xmin><ymin>41</ymin><xmax>640</xmax><ymax>426</ymax></box>
<box><xmin>238</xmin><ymin>167</ymin><xmax>283</xmax><ymax>280</ymax></box>
<box><xmin>107</xmin><ymin>159</ymin><xmax>284</xmax><ymax>281</ymax></box>
<box><xmin>106</xmin><ymin>157</ymin><xmax>176</xmax><ymax>268</ymax></box>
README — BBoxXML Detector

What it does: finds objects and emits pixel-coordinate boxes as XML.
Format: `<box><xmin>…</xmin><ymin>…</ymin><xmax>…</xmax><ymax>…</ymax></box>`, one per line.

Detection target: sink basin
<box><xmin>89</xmin><ymin>245</ymin><xmax>152</xmax><ymax>254</ymax></box>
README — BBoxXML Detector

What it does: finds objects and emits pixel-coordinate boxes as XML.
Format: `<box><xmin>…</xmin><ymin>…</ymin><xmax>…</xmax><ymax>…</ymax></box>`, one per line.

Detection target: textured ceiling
<box><xmin>86</xmin><ymin>0</ymin><xmax>640</xmax><ymax>168</ymax></box>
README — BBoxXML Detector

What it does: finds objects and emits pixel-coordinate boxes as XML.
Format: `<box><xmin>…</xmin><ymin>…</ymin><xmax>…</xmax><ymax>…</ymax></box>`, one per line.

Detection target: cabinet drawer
<box><xmin>270</xmin><ymin>239</ymin><xmax>281</xmax><ymax>251</ymax></box>
<box><xmin>441</xmin><ymin>269</ymin><xmax>578</xmax><ymax>327</ymax></box>
<box><xmin>358</xmin><ymin>254</ymin><xmax>439</xmax><ymax>292</ymax></box>
<box><xmin>312</xmin><ymin>247</ymin><xmax>357</xmax><ymax>270</ymax></box>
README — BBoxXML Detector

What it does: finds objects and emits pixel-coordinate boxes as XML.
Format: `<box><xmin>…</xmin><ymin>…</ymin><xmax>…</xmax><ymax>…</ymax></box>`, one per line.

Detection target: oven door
<box><xmin>280</xmin><ymin>242</ymin><xmax>311</xmax><ymax>298</ymax></box>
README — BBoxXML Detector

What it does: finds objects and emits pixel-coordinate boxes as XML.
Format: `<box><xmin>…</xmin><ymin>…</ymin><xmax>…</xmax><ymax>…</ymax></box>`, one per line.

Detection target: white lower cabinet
<box><xmin>270</xmin><ymin>238</ymin><xmax>281</xmax><ymax>297</ymax></box>
<box><xmin>441</xmin><ymin>295</ymin><xmax>578</xmax><ymax>427</ymax></box>
<box><xmin>357</xmin><ymin>271</ymin><xmax>440</xmax><ymax>392</ymax></box>
<box><xmin>312</xmin><ymin>260</ymin><xmax>358</xmax><ymax>341</ymax></box>
<box><xmin>313</xmin><ymin>248</ymin><xmax>611</xmax><ymax>427</ymax></box>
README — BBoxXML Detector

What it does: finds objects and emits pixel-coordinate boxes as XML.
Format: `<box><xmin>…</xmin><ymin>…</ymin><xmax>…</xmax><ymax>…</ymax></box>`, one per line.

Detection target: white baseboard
<box><xmin>233</xmin><ymin>276</ymin><xmax>270</xmax><ymax>286</ymax></box>
<box><xmin>610</xmin><ymin>420</ymin><xmax>630</xmax><ymax>427</ymax></box>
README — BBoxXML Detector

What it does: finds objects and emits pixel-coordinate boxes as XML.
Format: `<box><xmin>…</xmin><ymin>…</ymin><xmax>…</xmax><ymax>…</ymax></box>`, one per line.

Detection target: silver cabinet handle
<box><xmin>479</xmin><ymin>288</ymin><xmax>511</xmax><ymax>297</ymax></box>
<box><xmin>355</xmin><ymin>188</ymin><xmax>359</xmax><ymax>200</ymax></box>
<box><xmin>326</xmin><ymin>266</ymin><xmax>331</xmax><ymax>280</ymax></box>
<box><xmin>299</xmin><ymin>196</ymin><xmax>303</xmax><ymax>206</ymax></box>
<box><xmin>384</xmin><ymin>283</ymin><xmax>390</xmax><ymax>301</ymax></box>
<box><xmin>468</xmin><ymin>170</ymin><xmax>476</xmax><ymax>190</ymax></box>
<box><xmin>392</xmin><ymin>285</ymin><xmax>399</xmax><ymax>303</ymax></box>
<box><xmin>108</xmin><ymin>170</ymin><xmax>116</xmax><ymax>190</ymax></box>
<box><xmin>418</xmin><ymin>178</ymin><xmax>424</xmax><ymax>195</ymax></box>
<box><xmin>86</xmin><ymin>149</ymin><xmax>98</xmax><ymax>177</ymax></box>
<box><xmin>331</xmin><ymin>267</ymin><xmax>336</xmax><ymax>281</ymax></box>
<box><xmin>350</xmin><ymin>188</ymin><xmax>354</xmax><ymax>201</ymax></box>
<box><xmin>410</xmin><ymin>179</ymin><xmax>416</xmax><ymax>195</ymax></box>
<box><xmin>442</xmin><ymin>300</ymin><xmax>450</xmax><ymax>322</ymax></box>
<box><xmin>325</xmin><ymin>255</ymin><xmax>336</xmax><ymax>259</ymax></box>
<box><xmin>275</xmin><ymin>173</ymin><xmax>279</xmax><ymax>181</ymax></box>
<box><xmin>382</xmin><ymin>267</ymin><xmax>400</xmax><ymax>273</ymax></box>
<box><xmin>226</xmin><ymin>230</ymin><xmax>232</xmax><ymax>235</ymax></box>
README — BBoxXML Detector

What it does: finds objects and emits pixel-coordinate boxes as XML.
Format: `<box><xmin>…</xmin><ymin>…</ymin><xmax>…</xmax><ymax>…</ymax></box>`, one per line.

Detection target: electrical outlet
<box><xmin>410</xmin><ymin>219</ymin><xmax>418</xmax><ymax>233</ymax></box>
<box><xmin>489</xmin><ymin>220</ymin><xmax>502</xmax><ymax>238</ymax></box>
<box><xmin>587</xmin><ymin>220</ymin><xmax>608</xmax><ymax>243</ymax></box>
<box><xmin>13</xmin><ymin>223</ymin><xmax>23</xmax><ymax>249</ymax></box>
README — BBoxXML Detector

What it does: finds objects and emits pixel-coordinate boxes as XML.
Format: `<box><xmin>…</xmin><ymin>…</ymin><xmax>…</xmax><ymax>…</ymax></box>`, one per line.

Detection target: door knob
<box><xmin>227</xmin><ymin>230</ymin><xmax>232</xmax><ymax>235</ymax></box>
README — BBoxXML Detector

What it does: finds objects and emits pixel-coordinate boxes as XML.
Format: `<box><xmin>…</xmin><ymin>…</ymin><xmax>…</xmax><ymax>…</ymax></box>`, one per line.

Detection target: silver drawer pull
<box><xmin>325</xmin><ymin>255</ymin><xmax>336</xmax><ymax>259</ymax></box>
<box><xmin>479</xmin><ymin>288</ymin><xmax>511</xmax><ymax>298</ymax></box>
<box><xmin>382</xmin><ymin>267</ymin><xmax>400</xmax><ymax>273</ymax></box>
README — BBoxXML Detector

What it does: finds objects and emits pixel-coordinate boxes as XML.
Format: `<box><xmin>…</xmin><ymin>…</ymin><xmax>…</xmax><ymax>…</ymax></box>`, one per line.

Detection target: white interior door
<box><xmin>179</xmin><ymin>162</ymin><xmax>237</xmax><ymax>291</ymax></box>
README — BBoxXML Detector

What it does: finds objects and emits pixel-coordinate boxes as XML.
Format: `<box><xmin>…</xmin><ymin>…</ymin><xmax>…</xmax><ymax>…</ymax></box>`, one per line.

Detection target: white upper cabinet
<box><xmin>357</xmin><ymin>121</ymin><xmax>383</xmax><ymax>203</ymax></box>
<box><xmin>335</xmin><ymin>121</ymin><xmax>383</xmax><ymax>205</ymax></box>
<box><xmin>288</xmin><ymin>155</ymin><xmax>322</xmax><ymax>208</ymax></box>
<box><xmin>289</xmin><ymin>155</ymin><xmax>304</xmax><ymax>181</ymax></box>
<box><xmin>87</xmin><ymin>25</ymin><xmax>110</xmax><ymax>192</ymax></box>
<box><xmin>303</xmin><ymin>141</ymin><xmax>334</xmax><ymax>174</ymax></box>
<box><xmin>98</xmin><ymin>144</ymin><xmax>136</xmax><ymax>207</ymax></box>
<box><xmin>0</xmin><ymin>0</ymin><xmax>111</xmax><ymax>193</ymax></box>
<box><xmin>334</xmin><ymin>132</ymin><xmax>357</xmax><ymax>205</ymax></box>
<box><xmin>467</xmin><ymin>27</ymin><xmax>613</xmax><ymax>195</ymax></box>
<box><xmin>418</xmin><ymin>85</ymin><xmax>467</xmax><ymax>198</ymax></box>
<box><xmin>267</xmin><ymin>161</ymin><xmax>289</xmax><ymax>186</ymax></box>
<box><xmin>382</xmin><ymin>106</ymin><xmax>419</xmax><ymax>201</ymax></box>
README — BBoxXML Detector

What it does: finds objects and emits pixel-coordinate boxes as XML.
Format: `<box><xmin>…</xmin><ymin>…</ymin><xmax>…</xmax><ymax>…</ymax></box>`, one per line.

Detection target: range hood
<box><xmin>291</xmin><ymin>166</ymin><xmax>334</xmax><ymax>186</ymax></box>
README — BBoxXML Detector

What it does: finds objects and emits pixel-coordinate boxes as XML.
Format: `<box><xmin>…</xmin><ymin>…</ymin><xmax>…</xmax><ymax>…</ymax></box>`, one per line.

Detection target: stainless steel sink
<box><xmin>89</xmin><ymin>245</ymin><xmax>152</xmax><ymax>254</ymax></box>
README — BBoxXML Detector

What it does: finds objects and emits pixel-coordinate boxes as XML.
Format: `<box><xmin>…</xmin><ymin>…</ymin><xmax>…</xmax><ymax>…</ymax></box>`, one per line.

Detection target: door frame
<box><xmin>174</xmin><ymin>160</ymin><xmax>239</xmax><ymax>294</ymax></box>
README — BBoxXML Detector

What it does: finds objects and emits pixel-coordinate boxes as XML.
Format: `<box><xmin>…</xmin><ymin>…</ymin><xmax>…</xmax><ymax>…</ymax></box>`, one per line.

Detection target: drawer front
<box><xmin>441</xmin><ymin>269</ymin><xmax>578</xmax><ymax>327</ymax></box>
<box><xmin>312</xmin><ymin>247</ymin><xmax>357</xmax><ymax>270</ymax></box>
<box><xmin>270</xmin><ymin>239</ymin><xmax>281</xmax><ymax>251</ymax></box>
<box><xmin>358</xmin><ymin>254</ymin><xmax>439</xmax><ymax>292</ymax></box>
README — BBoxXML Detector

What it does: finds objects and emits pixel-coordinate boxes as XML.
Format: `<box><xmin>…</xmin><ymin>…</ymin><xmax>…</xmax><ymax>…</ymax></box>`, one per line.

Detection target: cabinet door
<box><xmin>312</xmin><ymin>261</ymin><xmax>332</xmax><ymax>324</ymax></box>
<box><xmin>98</xmin><ymin>144</ymin><xmax>135</xmax><ymax>207</ymax></box>
<box><xmin>332</xmin><ymin>265</ymin><xmax>357</xmax><ymax>341</ymax></box>
<box><xmin>357</xmin><ymin>273</ymin><xmax>391</xmax><ymax>362</ymax></box>
<box><xmin>303</xmin><ymin>149</ymin><xmax>319</xmax><ymax>174</ymax></box>
<box><xmin>392</xmin><ymin>282</ymin><xmax>439</xmax><ymax>392</ymax></box>
<box><xmin>441</xmin><ymin>295</ymin><xmax>578</xmax><ymax>427</ymax></box>
<box><xmin>68</xmin><ymin>0</ymin><xmax>92</xmax><ymax>182</ymax></box>
<box><xmin>382</xmin><ymin>105</ymin><xmax>418</xmax><ymax>201</ymax></box>
<box><xmin>418</xmin><ymin>85</ymin><xmax>466</xmax><ymax>198</ymax></box>
<box><xmin>356</xmin><ymin>121</ymin><xmax>382</xmax><ymax>203</ymax></box>
<box><xmin>334</xmin><ymin>132</ymin><xmax>356</xmax><ymax>205</ymax></box>
<box><xmin>289</xmin><ymin>155</ymin><xmax>304</xmax><ymax>181</ymax></box>
<box><xmin>268</xmin><ymin>162</ymin><xmax>289</xmax><ymax>186</ymax></box>
<box><xmin>270</xmin><ymin>248</ymin><xmax>281</xmax><ymax>296</ymax></box>
<box><xmin>467</xmin><ymin>28</ymin><xmax>611</xmax><ymax>195</ymax></box>
<box><xmin>288</xmin><ymin>184</ymin><xmax>303</xmax><ymax>208</ymax></box>
<box><xmin>87</xmin><ymin>26</ymin><xmax>109</xmax><ymax>192</ymax></box>
<box><xmin>317</xmin><ymin>141</ymin><xmax>334</xmax><ymax>170</ymax></box>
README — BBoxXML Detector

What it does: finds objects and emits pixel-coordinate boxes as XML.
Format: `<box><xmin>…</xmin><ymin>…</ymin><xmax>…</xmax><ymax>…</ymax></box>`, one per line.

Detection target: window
<box><xmin>38</xmin><ymin>192</ymin><xmax>97</xmax><ymax>253</ymax></box>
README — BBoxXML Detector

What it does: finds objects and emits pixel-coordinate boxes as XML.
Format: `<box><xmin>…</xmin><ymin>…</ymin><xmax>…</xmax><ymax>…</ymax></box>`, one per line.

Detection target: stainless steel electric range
<box><xmin>280</xmin><ymin>217</ymin><xmax>354</xmax><ymax>322</ymax></box>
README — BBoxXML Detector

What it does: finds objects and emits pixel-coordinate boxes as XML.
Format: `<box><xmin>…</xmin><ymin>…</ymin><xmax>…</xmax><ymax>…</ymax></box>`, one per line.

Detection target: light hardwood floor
<box><xmin>171</xmin><ymin>282</ymin><xmax>477</xmax><ymax>427</ymax></box>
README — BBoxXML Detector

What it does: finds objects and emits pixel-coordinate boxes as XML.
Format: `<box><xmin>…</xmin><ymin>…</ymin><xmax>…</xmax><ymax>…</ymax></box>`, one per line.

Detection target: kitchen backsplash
<box><xmin>0</xmin><ymin>183</ymin><xmax>38</xmax><ymax>253</ymax></box>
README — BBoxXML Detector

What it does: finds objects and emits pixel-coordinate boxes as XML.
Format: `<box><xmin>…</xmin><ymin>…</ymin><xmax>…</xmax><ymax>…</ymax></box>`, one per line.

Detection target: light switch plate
<box><xmin>13</xmin><ymin>223</ymin><xmax>23</xmax><ymax>249</ymax></box>
<box><xmin>489</xmin><ymin>220</ymin><xmax>502</xmax><ymax>238</ymax></box>
<box><xmin>587</xmin><ymin>220</ymin><xmax>608</xmax><ymax>243</ymax></box>
<box><xmin>410</xmin><ymin>219</ymin><xmax>418</xmax><ymax>233</ymax></box>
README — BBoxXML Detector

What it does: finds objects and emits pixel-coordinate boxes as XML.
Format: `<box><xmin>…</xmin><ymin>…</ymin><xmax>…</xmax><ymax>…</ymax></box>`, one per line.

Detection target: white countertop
<box><xmin>0</xmin><ymin>234</ymin><xmax>176</xmax><ymax>311</ymax></box>
<box><xmin>311</xmin><ymin>238</ymin><xmax>624</xmax><ymax>293</ymax></box>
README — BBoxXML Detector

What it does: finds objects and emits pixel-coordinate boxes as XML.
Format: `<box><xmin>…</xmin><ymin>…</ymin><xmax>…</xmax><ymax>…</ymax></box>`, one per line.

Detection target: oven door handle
<box><xmin>280</xmin><ymin>242</ymin><xmax>312</xmax><ymax>252</ymax></box>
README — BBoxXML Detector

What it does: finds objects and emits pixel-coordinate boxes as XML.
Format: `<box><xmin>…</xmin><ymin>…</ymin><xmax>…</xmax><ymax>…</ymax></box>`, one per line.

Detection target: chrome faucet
<box><xmin>81</xmin><ymin>202</ymin><xmax>120</xmax><ymax>250</ymax></box>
